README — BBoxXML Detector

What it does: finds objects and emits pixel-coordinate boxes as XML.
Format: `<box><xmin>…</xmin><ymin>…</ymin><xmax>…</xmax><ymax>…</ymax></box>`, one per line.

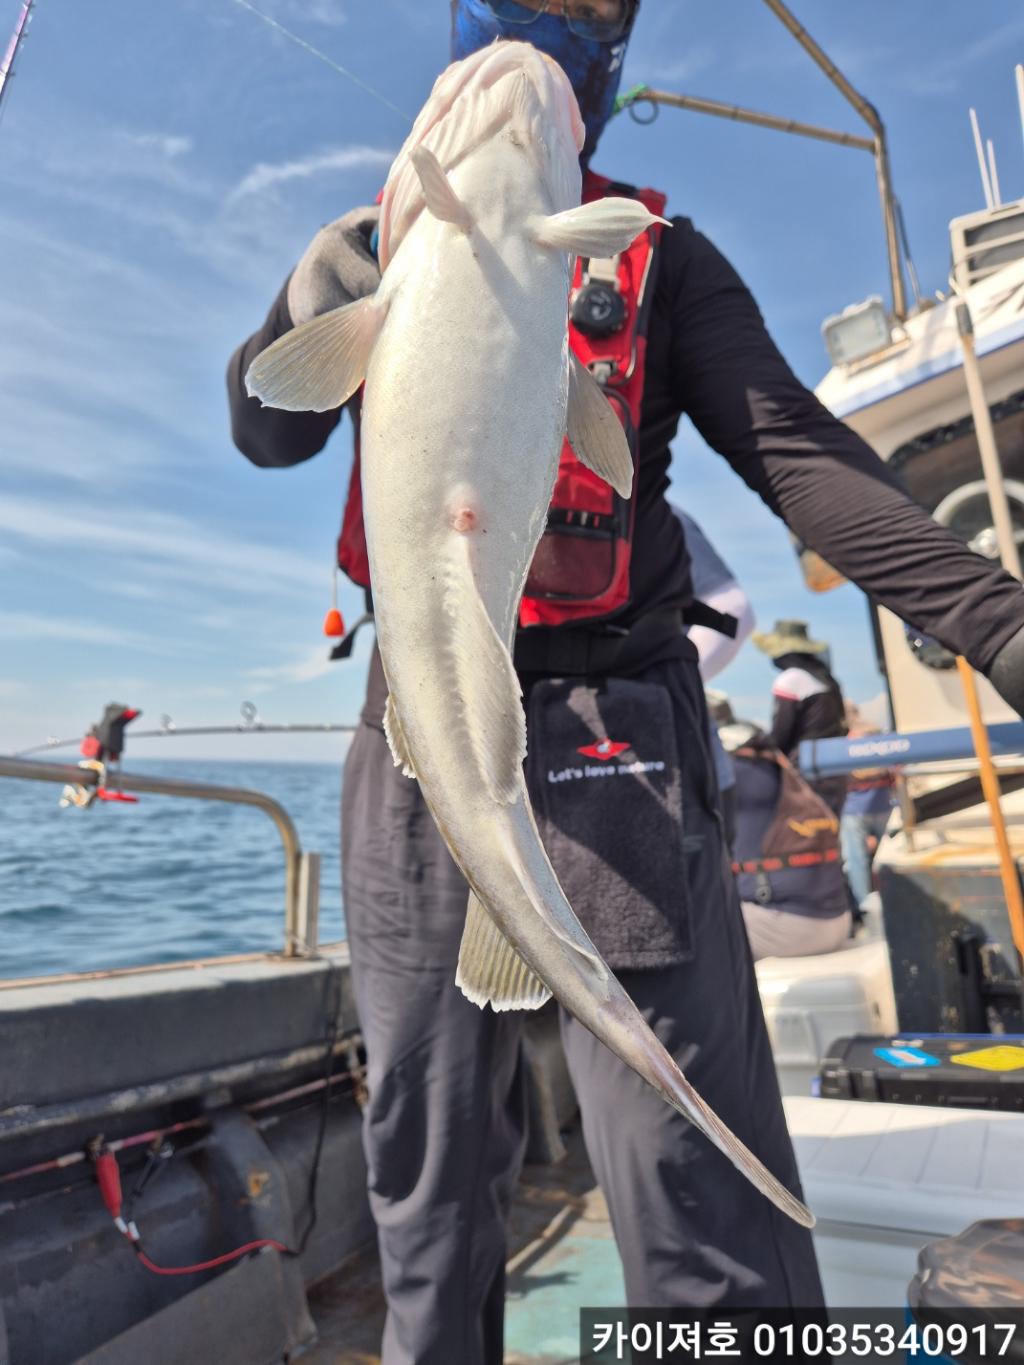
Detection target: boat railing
<box><xmin>799</xmin><ymin>721</ymin><xmax>1024</xmax><ymax>780</ymax></box>
<box><xmin>0</xmin><ymin>755</ymin><xmax>321</xmax><ymax>959</ymax></box>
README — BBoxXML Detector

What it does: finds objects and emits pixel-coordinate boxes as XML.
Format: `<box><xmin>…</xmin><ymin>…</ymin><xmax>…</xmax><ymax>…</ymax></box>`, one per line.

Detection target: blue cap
<box><xmin>450</xmin><ymin>0</ymin><xmax>635</xmax><ymax>164</ymax></box>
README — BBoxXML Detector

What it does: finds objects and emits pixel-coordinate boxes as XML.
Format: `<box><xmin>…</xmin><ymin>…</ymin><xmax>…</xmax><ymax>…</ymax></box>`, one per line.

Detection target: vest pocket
<box><xmin>524</xmin><ymin>676</ymin><xmax>693</xmax><ymax>970</ymax></box>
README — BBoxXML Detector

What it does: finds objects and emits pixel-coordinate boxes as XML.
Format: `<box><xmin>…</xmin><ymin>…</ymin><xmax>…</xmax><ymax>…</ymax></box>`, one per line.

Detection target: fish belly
<box><xmin>360</xmin><ymin>144</ymin><xmax>569</xmax><ymax>832</ymax></box>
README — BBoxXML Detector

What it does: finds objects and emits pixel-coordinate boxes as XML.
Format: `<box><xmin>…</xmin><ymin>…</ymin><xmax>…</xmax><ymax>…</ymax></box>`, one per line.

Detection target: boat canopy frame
<box><xmin>617</xmin><ymin>0</ymin><xmax>910</xmax><ymax>320</ymax></box>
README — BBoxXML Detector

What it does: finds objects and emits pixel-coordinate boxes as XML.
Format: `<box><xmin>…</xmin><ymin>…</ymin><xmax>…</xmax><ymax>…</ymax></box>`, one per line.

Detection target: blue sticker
<box><xmin>874</xmin><ymin>1046</ymin><xmax>940</xmax><ymax>1068</ymax></box>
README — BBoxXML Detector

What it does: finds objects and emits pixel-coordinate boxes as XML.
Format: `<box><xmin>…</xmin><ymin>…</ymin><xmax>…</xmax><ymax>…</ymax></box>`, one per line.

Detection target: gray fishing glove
<box><xmin>286</xmin><ymin>205</ymin><xmax>381</xmax><ymax>327</ymax></box>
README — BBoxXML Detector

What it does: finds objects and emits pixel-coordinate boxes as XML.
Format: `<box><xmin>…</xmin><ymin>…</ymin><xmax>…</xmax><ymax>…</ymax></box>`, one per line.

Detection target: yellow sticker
<box><xmin>949</xmin><ymin>1045</ymin><xmax>1024</xmax><ymax>1072</ymax></box>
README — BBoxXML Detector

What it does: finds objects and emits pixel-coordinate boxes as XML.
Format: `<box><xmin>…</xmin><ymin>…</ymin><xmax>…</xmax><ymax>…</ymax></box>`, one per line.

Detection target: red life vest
<box><xmin>336</xmin><ymin>171</ymin><xmax>667</xmax><ymax>629</ymax></box>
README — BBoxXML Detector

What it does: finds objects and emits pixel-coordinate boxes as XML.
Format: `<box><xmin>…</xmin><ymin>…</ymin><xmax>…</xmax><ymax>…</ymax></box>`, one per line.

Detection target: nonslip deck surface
<box><xmin>304</xmin><ymin>1124</ymin><xmax>625</xmax><ymax>1363</ymax></box>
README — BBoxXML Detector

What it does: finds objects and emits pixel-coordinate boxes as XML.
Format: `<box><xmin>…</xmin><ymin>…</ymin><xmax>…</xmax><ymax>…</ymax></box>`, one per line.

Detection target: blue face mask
<box><xmin>450</xmin><ymin>0</ymin><xmax>634</xmax><ymax>164</ymax></box>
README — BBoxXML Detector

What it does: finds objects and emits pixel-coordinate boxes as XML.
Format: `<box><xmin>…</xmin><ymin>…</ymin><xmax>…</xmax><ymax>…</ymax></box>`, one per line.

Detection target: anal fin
<box><xmin>456</xmin><ymin>891</ymin><xmax>551</xmax><ymax>1012</ymax></box>
<box><xmin>245</xmin><ymin>294</ymin><xmax>387</xmax><ymax>413</ymax></box>
<box><xmin>566</xmin><ymin>353</ymin><xmax>633</xmax><ymax>498</ymax></box>
<box><xmin>410</xmin><ymin>147</ymin><xmax>473</xmax><ymax>231</ymax></box>
<box><xmin>383</xmin><ymin>694</ymin><xmax>416</xmax><ymax>778</ymax></box>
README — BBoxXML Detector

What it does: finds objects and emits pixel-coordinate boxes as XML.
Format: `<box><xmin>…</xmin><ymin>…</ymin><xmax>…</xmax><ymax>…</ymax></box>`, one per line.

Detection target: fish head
<box><xmin>379</xmin><ymin>41</ymin><xmax>584</xmax><ymax>269</ymax></box>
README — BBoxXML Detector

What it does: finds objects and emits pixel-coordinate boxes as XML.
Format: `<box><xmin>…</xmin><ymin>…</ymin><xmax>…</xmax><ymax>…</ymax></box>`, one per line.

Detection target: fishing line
<box><xmin>230</xmin><ymin>0</ymin><xmax>412</xmax><ymax>126</ymax></box>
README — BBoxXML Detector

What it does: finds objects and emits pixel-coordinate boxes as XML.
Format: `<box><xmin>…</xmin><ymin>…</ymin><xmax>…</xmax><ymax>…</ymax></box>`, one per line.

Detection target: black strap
<box><xmin>329</xmin><ymin>612</ymin><xmax>373</xmax><ymax>661</ymax></box>
<box><xmin>513</xmin><ymin>607</ymin><xmax>693</xmax><ymax>677</ymax></box>
<box><xmin>681</xmin><ymin>599</ymin><xmax>738</xmax><ymax>639</ymax></box>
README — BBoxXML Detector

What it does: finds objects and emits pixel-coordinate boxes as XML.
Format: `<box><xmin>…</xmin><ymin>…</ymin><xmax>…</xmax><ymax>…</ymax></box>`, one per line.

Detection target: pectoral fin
<box><xmin>444</xmin><ymin>541</ymin><xmax>526</xmax><ymax>806</ymax></box>
<box><xmin>456</xmin><ymin>891</ymin><xmax>551</xmax><ymax>1011</ymax></box>
<box><xmin>245</xmin><ymin>294</ymin><xmax>387</xmax><ymax>413</ymax></box>
<box><xmin>566</xmin><ymin>353</ymin><xmax>633</xmax><ymax>498</ymax></box>
<box><xmin>530</xmin><ymin>197</ymin><xmax>669</xmax><ymax>257</ymax></box>
<box><xmin>383</xmin><ymin>694</ymin><xmax>416</xmax><ymax>778</ymax></box>
<box><xmin>410</xmin><ymin>146</ymin><xmax>474</xmax><ymax>231</ymax></box>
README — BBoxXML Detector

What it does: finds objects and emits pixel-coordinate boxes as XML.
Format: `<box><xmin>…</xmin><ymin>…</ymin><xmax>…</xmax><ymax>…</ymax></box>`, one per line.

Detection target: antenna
<box><xmin>970</xmin><ymin>107</ymin><xmax>994</xmax><ymax>210</ymax></box>
<box><xmin>986</xmin><ymin>139</ymin><xmax>1002</xmax><ymax>208</ymax></box>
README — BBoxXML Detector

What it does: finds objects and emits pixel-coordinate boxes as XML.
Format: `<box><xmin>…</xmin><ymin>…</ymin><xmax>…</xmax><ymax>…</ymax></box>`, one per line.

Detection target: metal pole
<box><xmin>639</xmin><ymin>88</ymin><xmax>874</xmax><ymax>153</ymax></box>
<box><xmin>955</xmin><ymin>300</ymin><xmax>1023</xmax><ymax>580</ymax></box>
<box><xmin>290</xmin><ymin>851</ymin><xmax>321</xmax><ymax>959</ymax></box>
<box><xmin>0</xmin><ymin>755</ymin><xmax>307</xmax><ymax>957</ymax></box>
<box><xmin>955</xmin><ymin>659</ymin><xmax>1024</xmax><ymax>963</ymax></box>
<box><xmin>759</xmin><ymin>0</ymin><xmax>907</xmax><ymax>320</ymax></box>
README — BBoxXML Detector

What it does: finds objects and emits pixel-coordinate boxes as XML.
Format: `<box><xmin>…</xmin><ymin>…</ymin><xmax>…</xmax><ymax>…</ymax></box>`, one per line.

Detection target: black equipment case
<box><xmin>819</xmin><ymin>1034</ymin><xmax>1024</xmax><ymax>1111</ymax></box>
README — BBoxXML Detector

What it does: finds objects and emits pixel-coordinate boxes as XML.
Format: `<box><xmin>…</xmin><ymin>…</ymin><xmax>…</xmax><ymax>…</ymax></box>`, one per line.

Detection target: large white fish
<box><xmin>247</xmin><ymin>42</ymin><xmax>812</xmax><ymax>1228</ymax></box>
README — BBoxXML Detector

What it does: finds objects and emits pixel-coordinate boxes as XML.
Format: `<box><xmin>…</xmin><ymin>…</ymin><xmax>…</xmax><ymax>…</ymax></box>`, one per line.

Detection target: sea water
<box><xmin>0</xmin><ymin>760</ymin><xmax>344</xmax><ymax>981</ymax></box>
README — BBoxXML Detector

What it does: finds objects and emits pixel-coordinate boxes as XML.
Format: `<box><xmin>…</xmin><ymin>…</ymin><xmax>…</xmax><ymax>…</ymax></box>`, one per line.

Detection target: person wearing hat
<box><xmin>753</xmin><ymin>620</ymin><xmax>849</xmax><ymax>816</ymax></box>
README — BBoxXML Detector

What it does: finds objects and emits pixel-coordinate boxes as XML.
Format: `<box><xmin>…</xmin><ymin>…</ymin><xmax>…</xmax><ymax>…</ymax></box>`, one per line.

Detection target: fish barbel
<box><xmin>247</xmin><ymin>42</ymin><xmax>813</xmax><ymax>1229</ymax></box>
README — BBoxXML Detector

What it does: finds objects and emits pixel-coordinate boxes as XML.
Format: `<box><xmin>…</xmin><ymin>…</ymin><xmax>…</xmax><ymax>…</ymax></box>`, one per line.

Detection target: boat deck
<box><xmin>304</xmin><ymin>1123</ymin><xmax>623</xmax><ymax>1364</ymax></box>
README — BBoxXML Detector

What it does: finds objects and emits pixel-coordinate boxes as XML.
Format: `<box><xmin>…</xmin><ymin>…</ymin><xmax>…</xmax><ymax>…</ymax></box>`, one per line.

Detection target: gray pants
<box><xmin>342</xmin><ymin>659</ymin><xmax>823</xmax><ymax>1365</ymax></box>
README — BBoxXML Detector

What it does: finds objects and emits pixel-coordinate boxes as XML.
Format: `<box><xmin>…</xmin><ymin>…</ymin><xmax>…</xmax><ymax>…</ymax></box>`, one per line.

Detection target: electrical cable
<box><xmin>134</xmin><ymin>1240</ymin><xmax>291</xmax><ymax>1277</ymax></box>
<box><xmin>91</xmin><ymin>963</ymin><xmax>347</xmax><ymax>1275</ymax></box>
<box><xmin>291</xmin><ymin>960</ymin><xmax>344</xmax><ymax>1257</ymax></box>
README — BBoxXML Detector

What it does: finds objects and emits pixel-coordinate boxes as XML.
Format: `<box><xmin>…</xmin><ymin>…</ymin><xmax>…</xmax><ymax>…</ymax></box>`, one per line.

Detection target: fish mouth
<box><xmin>379</xmin><ymin>42</ymin><xmax>583</xmax><ymax>268</ymax></box>
<box><xmin>421</xmin><ymin>41</ymin><xmax>583</xmax><ymax>158</ymax></box>
<box><xmin>472</xmin><ymin>40</ymin><xmax>585</xmax><ymax>152</ymax></box>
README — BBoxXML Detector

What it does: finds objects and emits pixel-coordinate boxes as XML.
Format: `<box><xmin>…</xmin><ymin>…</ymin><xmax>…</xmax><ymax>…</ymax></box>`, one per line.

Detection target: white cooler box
<box><xmin>786</xmin><ymin>1097</ymin><xmax>1024</xmax><ymax>1307</ymax></box>
<box><xmin>757</xmin><ymin>935</ymin><xmax>898</xmax><ymax>1096</ymax></box>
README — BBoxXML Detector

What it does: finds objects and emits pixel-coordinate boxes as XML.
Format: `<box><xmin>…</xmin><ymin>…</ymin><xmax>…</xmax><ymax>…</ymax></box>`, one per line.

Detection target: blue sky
<box><xmin>1</xmin><ymin>0</ymin><xmax>1023</xmax><ymax>760</ymax></box>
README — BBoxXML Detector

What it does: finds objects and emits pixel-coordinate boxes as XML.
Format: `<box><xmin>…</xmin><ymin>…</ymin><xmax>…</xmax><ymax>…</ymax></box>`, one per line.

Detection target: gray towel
<box><xmin>525</xmin><ymin>677</ymin><xmax>691</xmax><ymax>970</ymax></box>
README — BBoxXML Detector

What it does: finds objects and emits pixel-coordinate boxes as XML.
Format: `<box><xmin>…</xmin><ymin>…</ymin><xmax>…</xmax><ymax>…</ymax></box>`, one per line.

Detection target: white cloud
<box><xmin>0</xmin><ymin>494</ymin><xmax>325</xmax><ymax>599</ymax></box>
<box><xmin>0</xmin><ymin>610</ymin><xmax>157</xmax><ymax>651</ymax></box>
<box><xmin>229</xmin><ymin>144</ymin><xmax>394</xmax><ymax>201</ymax></box>
<box><xmin>244</xmin><ymin>643</ymin><xmax>335</xmax><ymax>687</ymax></box>
<box><xmin>274</xmin><ymin>0</ymin><xmax>349</xmax><ymax>25</ymax></box>
<box><xmin>126</xmin><ymin>133</ymin><xmax>194</xmax><ymax>159</ymax></box>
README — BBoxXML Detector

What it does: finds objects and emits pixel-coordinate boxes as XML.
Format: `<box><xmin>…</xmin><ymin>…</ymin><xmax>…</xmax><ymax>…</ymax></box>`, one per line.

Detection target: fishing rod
<box><xmin>0</xmin><ymin>0</ymin><xmax>34</xmax><ymax>125</ymax></box>
<box><xmin>15</xmin><ymin>703</ymin><xmax>356</xmax><ymax>758</ymax></box>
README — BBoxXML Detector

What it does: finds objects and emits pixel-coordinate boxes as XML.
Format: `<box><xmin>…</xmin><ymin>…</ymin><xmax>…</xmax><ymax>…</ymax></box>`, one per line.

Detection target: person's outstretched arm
<box><xmin>664</xmin><ymin>219</ymin><xmax>1024</xmax><ymax>700</ymax></box>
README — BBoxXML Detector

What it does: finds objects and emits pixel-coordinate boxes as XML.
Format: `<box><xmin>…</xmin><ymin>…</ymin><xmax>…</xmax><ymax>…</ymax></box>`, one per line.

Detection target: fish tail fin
<box><xmin>245</xmin><ymin>293</ymin><xmax>388</xmax><ymax>413</ymax></box>
<box><xmin>604</xmin><ymin>997</ymin><xmax>815</xmax><ymax>1228</ymax></box>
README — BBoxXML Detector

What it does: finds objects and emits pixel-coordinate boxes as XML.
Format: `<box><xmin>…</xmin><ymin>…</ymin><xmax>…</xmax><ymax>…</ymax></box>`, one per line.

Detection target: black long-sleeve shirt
<box><xmin>227</xmin><ymin>213</ymin><xmax>1024</xmax><ymax>674</ymax></box>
